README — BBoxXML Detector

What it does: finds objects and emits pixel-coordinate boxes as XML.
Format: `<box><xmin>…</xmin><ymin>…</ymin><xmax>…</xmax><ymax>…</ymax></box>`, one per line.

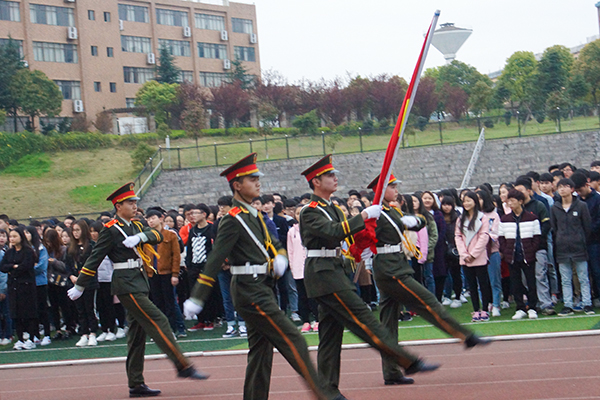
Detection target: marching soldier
<box><xmin>184</xmin><ymin>153</ymin><xmax>343</xmax><ymax>400</ymax></box>
<box><xmin>299</xmin><ymin>155</ymin><xmax>440</xmax><ymax>398</ymax></box>
<box><xmin>366</xmin><ymin>173</ymin><xmax>490</xmax><ymax>386</ymax></box>
<box><xmin>68</xmin><ymin>182</ymin><xmax>208</xmax><ymax>398</ymax></box>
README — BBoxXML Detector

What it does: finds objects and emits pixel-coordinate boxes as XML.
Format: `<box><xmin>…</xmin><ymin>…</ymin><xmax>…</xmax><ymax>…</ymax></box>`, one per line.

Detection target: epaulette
<box><xmin>308</xmin><ymin>201</ymin><xmax>318</xmax><ymax>208</ymax></box>
<box><xmin>229</xmin><ymin>207</ymin><xmax>242</xmax><ymax>217</ymax></box>
<box><xmin>104</xmin><ymin>219</ymin><xmax>118</xmax><ymax>228</ymax></box>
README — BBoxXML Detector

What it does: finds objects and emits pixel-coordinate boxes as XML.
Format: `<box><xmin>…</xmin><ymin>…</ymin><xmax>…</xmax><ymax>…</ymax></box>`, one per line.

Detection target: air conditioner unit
<box><xmin>73</xmin><ymin>100</ymin><xmax>84</xmax><ymax>113</ymax></box>
<box><xmin>64</xmin><ymin>0</ymin><xmax>75</xmax><ymax>3</ymax></box>
<box><xmin>119</xmin><ymin>19</ymin><xmax>124</xmax><ymax>31</ymax></box>
<box><xmin>147</xmin><ymin>52</ymin><xmax>156</xmax><ymax>65</ymax></box>
<box><xmin>183</xmin><ymin>26</ymin><xmax>191</xmax><ymax>38</ymax></box>
<box><xmin>67</xmin><ymin>26</ymin><xmax>78</xmax><ymax>40</ymax></box>
<box><xmin>250</xmin><ymin>33</ymin><xmax>257</xmax><ymax>44</ymax></box>
<box><xmin>220</xmin><ymin>30</ymin><xmax>228</xmax><ymax>41</ymax></box>
<box><xmin>22</xmin><ymin>60</ymin><xmax>28</xmax><ymax>68</ymax></box>
<box><xmin>223</xmin><ymin>59</ymin><xmax>231</xmax><ymax>70</ymax></box>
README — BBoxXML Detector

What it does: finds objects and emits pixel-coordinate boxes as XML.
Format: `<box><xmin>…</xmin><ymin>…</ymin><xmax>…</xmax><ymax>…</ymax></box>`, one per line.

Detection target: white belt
<box><xmin>375</xmin><ymin>244</ymin><xmax>403</xmax><ymax>254</ymax></box>
<box><xmin>113</xmin><ymin>259</ymin><xmax>142</xmax><ymax>270</ymax></box>
<box><xmin>230</xmin><ymin>262</ymin><xmax>268</xmax><ymax>276</ymax></box>
<box><xmin>306</xmin><ymin>248</ymin><xmax>342</xmax><ymax>258</ymax></box>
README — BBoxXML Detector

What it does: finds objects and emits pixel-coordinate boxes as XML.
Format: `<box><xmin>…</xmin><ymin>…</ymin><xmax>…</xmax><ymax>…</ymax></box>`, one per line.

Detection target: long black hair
<box><xmin>401</xmin><ymin>194</ymin><xmax>414</xmax><ymax>214</ymax></box>
<box><xmin>441</xmin><ymin>196</ymin><xmax>459</xmax><ymax>224</ymax></box>
<box><xmin>459</xmin><ymin>191</ymin><xmax>481</xmax><ymax>232</ymax></box>
<box><xmin>11</xmin><ymin>226</ymin><xmax>38</xmax><ymax>262</ymax></box>
<box><xmin>476</xmin><ymin>188</ymin><xmax>496</xmax><ymax>213</ymax></box>
<box><xmin>25</xmin><ymin>225</ymin><xmax>42</xmax><ymax>256</ymax></box>
<box><xmin>412</xmin><ymin>194</ymin><xmax>433</xmax><ymax>222</ymax></box>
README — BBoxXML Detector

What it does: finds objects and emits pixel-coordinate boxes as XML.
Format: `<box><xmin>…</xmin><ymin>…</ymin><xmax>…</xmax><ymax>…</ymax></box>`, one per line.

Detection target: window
<box><xmin>199</xmin><ymin>72</ymin><xmax>228</xmax><ymax>87</ymax></box>
<box><xmin>234</xmin><ymin>46</ymin><xmax>255</xmax><ymax>62</ymax></box>
<box><xmin>91</xmin><ymin>45</ymin><xmax>98</xmax><ymax>56</ymax></box>
<box><xmin>33</xmin><ymin>42</ymin><xmax>78</xmax><ymax>63</ymax></box>
<box><xmin>121</xmin><ymin>35</ymin><xmax>151</xmax><ymax>53</ymax></box>
<box><xmin>94</xmin><ymin>82</ymin><xmax>101</xmax><ymax>92</ymax></box>
<box><xmin>30</xmin><ymin>4</ymin><xmax>74</xmax><ymax>26</ymax></box>
<box><xmin>158</xmin><ymin>39</ymin><xmax>190</xmax><ymax>57</ymax></box>
<box><xmin>110</xmin><ymin>82</ymin><xmax>117</xmax><ymax>92</ymax></box>
<box><xmin>118</xmin><ymin>4</ymin><xmax>149</xmax><ymax>23</ymax></box>
<box><xmin>126</xmin><ymin>98</ymin><xmax>135</xmax><ymax>108</ymax></box>
<box><xmin>177</xmin><ymin>71</ymin><xmax>194</xmax><ymax>83</ymax></box>
<box><xmin>88</xmin><ymin>10</ymin><xmax>95</xmax><ymax>20</ymax></box>
<box><xmin>0</xmin><ymin>38</ymin><xmax>23</xmax><ymax>58</ymax></box>
<box><xmin>0</xmin><ymin>1</ymin><xmax>20</xmax><ymax>22</ymax></box>
<box><xmin>104</xmin><ymin>12</ymin><xmax>111</xmax><ymax>22</ymax></box>
<box><xmin>123</xmin><ymin>66</ymin><xmax>154</xmax><ymax>84</ymax></box>
<box><xmin>54</xmin><ymin>80</ymin><xmax>81</xmax><ymax>100</ymax></box>
<box><xmin>195</xmin><ymin>13</ymin><xmax>224</xmax><ymax>31</ymax></box>
<box><xmin>107</xmin><ymin>47</ymin><xmax>114</xmax><ymax>57</ymax></box>
<box><xmin>197</xmin><ymin>42</ymin><xmax>227</xmax><ymax>59</ymax></box>
<box><xmin>232</xmin><ymin>18</ymin><xmax>253</xmax><ymax>34</ymax></box>
<box><xmin>156</xmin><ymin>8</ymin><xmax>188</xmax><ymax>27</ymax></box>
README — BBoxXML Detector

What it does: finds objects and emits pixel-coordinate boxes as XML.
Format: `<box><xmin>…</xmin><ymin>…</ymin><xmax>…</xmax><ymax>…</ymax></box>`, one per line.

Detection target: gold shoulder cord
<box><xmin>256</xmin><ymin>213</ymin><xmax>279</xmax><ymax>272</ymax></box>
<box><xmin>391</xmin><ymin>207</ymin><xmax>422</xmax><ymax>260</ymax></box>
<box><xmin>132</xmin><ymin>221</ymin><xmax>159</xmax><ymax>274</ymax></box>
<box><xmin>334</xmin><ymin>204</ymin><xmax>356</xmax><ymax>271</ymax></box>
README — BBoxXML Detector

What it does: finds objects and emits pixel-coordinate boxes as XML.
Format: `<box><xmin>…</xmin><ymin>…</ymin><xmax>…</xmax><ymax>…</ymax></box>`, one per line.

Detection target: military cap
<box><xmin>220</xmin><ymin>152</ymin><xmax>264</xmax><ymax>182</ymax></box>
<box><xmin>106</xmin><ymin>182</ymin><xmax>140</xmax><ymax>205</ymax></box>
<box><xmin>367</xmin><ymin>173</ymin><xmax>400</xmax><ymax>189</ymax></box>
<box><xmin>301</xmin><ymin>154</ymin><xmax>339</xmax><ymax>182</ymax></box>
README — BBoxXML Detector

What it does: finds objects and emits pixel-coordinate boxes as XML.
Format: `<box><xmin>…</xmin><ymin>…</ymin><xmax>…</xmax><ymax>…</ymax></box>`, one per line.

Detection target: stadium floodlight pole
<box><xmin>373</xmin><ymin>10</ymin><xmax>440</xmax><ymax>206</ymax></box>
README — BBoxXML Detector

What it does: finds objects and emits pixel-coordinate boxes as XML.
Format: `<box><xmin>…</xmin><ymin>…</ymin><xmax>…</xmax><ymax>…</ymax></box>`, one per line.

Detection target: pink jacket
<box><xmin>454</xmin><ymin>211</ymin><xmax>490</xmax><ymax>267</ymax></box>
<box><xmin>415</xmin><ymin>227</ymin><xmax>428</xmax><ymax>264</ymax></box>
<box><xmin>286</xmin><ymin>223</ymin><xmax>306</xmax><ymax>280</ymax></box>
<box><xmin>483</xmin><ymin>211</ymin><xmax>500</xmax><ymax>254</ymax></box>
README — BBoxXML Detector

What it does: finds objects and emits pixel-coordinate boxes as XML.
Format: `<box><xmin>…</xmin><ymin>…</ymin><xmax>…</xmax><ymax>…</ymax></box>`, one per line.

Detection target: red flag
<box><xmin>373</xmin><ymin>10</ymin><xmax>440</xmax><ymax>206</ymax></box>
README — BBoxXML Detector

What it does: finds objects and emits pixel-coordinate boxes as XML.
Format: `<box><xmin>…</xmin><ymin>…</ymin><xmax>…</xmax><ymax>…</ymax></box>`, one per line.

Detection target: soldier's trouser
<box><xmin>118</xmin><ymin>293</ymin><xmax>191</xmax><ymax>388</ymax></box>
<box><xmin>315</xmin><ymin>289</ymin><xmax>420</xmax><ymax>394</ymax></box>
<box><xmin>236</xmin><ymin>296</ymin><xmax>336</xmax><ymax>400</ymax></box>
<box><xmin>377</xmin><ymin>274</ymin><xmax>472</xmax><ymax>380</ymax></box>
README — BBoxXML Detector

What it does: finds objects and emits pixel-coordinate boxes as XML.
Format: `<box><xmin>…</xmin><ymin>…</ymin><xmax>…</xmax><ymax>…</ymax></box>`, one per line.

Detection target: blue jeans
<box><xmin>0</xmin><ymin>297</ymin><xmax>11</xmax><ymax>339</ymax></box>
<box><xmin>172</xmin><ymin>287</ymin><xmax>186</xmax><ymax>334</ymax></box>
<box><xmin>587</xmin><ymin>243</ymin><xmax>600</xmax><ymax>298</ymax></box>
<box><xmin>487</xmin><ymin>252</ymin><xmax>502</xmax><ymax>308</ymax></box>
<box><xmin>423</xmin><ymin>262</ymin><xmax>435</xmax><ymax>294</ymax></box>
<box><xmin>218</xmin><ymin>269</ymin><xmax>243</xmax><ymax>323</ymax></box>
<box><xmin>559</xmin><ymin>261</ymin><xmax>592</xmax><ymax>308</ymax></box>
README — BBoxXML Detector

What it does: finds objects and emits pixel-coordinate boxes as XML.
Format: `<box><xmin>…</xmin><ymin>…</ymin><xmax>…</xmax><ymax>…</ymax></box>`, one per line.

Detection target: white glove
<box><xmin>183</xmin><ymin>299</ymin><xmax>203</xmax><ymax>319</ymax></box>
<box><xmin>364</xmin><ymin>205</ymin><xmax>383</xmax><ymax>220</ymax></box>
<box><xmin>401</xmin><ymin>215</ymin><xmax>419</xmax><ymax>228</ymax></box>
<box><xmin>273</xmin><ymin>255</ymin><xmax>288</xmax><ymax>278</ymax></box>
<box><xmin>122</xmin><ymin>235</ymin><xmax>141</xmax><ymax>248</ymax></box>
<box><xmin>67</xmin><ymin>286</ymin><xmax>83</xmax><ymax>301</ymax></box>
<box><xmin>361</xmin><ymin>248</ymin><xmax>373</xmax><ymax>261</ymax></box>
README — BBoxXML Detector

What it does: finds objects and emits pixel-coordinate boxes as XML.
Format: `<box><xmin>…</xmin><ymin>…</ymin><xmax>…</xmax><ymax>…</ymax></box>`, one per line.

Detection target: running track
<box><xmin>1</xmin><ymin>333</ymin><xmax>599</xmax><ymax>400</ymax></box>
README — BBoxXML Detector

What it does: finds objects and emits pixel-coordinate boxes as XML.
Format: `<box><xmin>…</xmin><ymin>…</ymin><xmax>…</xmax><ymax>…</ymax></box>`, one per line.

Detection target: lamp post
<box><xmin>516</xmin><ymin>110</ymin><xmax>521</xmax><ymax>137</ymax></box>
<box><xmin>438</xmin><ymin>114</ymin><xmax>443</xmax><ymax>144</ymax></box>
<box><xmin>557</xmin><ymin>107</ymin><xmax>561</xmax><ymax>133</ymax></box>
<box><xmin>358</xmin><ymin>127</ymin><xmax>363</xmax><ymax>152</ymax></box>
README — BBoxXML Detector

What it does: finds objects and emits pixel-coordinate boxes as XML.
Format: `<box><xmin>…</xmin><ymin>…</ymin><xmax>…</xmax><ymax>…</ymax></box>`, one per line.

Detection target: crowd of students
<box><xmin>1</xmin><ymin>160</ymin><xmax>600</xmax><ymax>350</ymax></box>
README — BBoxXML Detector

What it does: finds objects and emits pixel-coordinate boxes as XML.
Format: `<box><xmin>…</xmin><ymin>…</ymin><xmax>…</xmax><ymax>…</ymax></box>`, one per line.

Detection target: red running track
<box><xmin>1</xmin><ymin>335</ymin><xmax>600</xmax><ymax>400</ymax></box>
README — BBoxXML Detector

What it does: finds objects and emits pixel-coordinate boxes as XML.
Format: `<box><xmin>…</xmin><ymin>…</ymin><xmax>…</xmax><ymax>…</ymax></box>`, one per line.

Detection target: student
<box><xmin>498</xmin><ymin>189</ymin><xmax>542</xmax><ymax>319</ymax></box>
<box><xmin>590</xmin><ymin>160</ymin><xmax>600</xmax><ymax>173</ymax></box>
<box><xmin>25</xmin><ymin>226</ymin><xmax>51</xmax><ymax>346</ymax></box>
<box><xmin>0</xmin><ymin>229</ymin><xmax>12</xmax><ymax>346</ymax></box>
<box><xmin>440</xmin><ymin>197</ymin><xmax>466</xmax><ymax>308</ymax></box>
<box><xmin>551</xmin><ymin>178</ymin><xmax>594</xmax><ymax>316</ymax></box>
<box><xmin>590</xmin><ymin>171</ymin><xmax>600</xmax><ymax>192</ymax></box>
<box><xmin>455</xmin><ymin>191</ymin><xmax>492</xmax><ymax>322</ymax></box>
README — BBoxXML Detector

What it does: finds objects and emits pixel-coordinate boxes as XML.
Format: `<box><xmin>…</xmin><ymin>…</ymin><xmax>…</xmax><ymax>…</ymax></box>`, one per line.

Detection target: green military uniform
<box><xmin>75</xmin><ymin>186</ymin><xmax>196</xmax><ymax>391</ymax></box>
<box><xmin>300</xmin><ymin>194</ymin><xmax>422</xmax><ymax>395</ymax></box>
<box><xmin>373</xmin><ymin>204</ymin><xmax>473</xmax><ymax>381</ymax></box>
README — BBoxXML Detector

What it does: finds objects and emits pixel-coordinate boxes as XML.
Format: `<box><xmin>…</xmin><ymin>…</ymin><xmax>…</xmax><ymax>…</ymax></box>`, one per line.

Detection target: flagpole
<box><xmin>373</xmin><ymin>10</ymin><xmax>440</xmax><ymax>206</ymax></box>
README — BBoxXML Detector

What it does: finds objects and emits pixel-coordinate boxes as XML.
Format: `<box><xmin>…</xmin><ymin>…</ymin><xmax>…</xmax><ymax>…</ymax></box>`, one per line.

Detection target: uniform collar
<box><xmin>116</xmin><ymin>215</ymin><xmax>131</xmax><ymax>226</ymax></box>
<box><xmin>310</xmin><ymin>194</ymin><xmax>331</xmax><ymax>207</ymax></box>
<box><xmin>233</xmin><ymin>198</ymin><xmax>258</xmax><ymax>218</ymax></box>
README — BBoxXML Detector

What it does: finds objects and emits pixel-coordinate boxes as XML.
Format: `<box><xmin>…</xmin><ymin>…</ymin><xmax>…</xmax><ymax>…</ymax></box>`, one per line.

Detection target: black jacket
<box><xmin>0</xmin><ymin>246</ymin><xmax>38</xmax><ymax>319</ymax></box>
<box><xmin>580</xmin><ymin>189</ymin><xmax>600</xmax><ymax>245</ymax></box>
<box><xmin>550</xmin><ymin>195</ymin><xmax>591</xmax><ymax>263</ymax></box>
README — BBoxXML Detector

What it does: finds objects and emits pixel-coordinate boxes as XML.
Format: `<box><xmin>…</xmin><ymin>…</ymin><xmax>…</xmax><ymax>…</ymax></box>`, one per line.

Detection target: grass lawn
<box><xmin>1</xmin><ymin>302</ymin><xmax>598</xmax><ymax>365</ymax></box>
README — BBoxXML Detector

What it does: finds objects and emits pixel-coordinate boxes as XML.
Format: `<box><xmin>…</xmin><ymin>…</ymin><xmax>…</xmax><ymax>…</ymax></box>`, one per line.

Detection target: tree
<box><xmin>430</xmin><ymin>60</ymin><xmax>492</xmax><ymax>96</ymax></box>
<box><xmin>497</xmin><ymin>51</ymin><xmax>538</xmax><ymax>129</ymax></box>
<box><xmin>255</xmin><ymin>70</ymin><xmax>298</xmax><ymax>127</ymax></box>
<box><xmin>413</xmin><ymin>76</ymin><xmax>438</xmax><ymax>118</ymax></box>
<box><xmin>440</xmin><ymin>84</ymin><xmax>468</xmax><ymax>121</ymax></box>
<box><xmin>344</xmin><ymin>75</ymin><xmax>372</xmax><ymax>121</ymax></box>
<box><xmin>210</xmin><ymin>81</ymin><xmax>250</xmax><ymax>130</ymax></box>
<box><xmin>469</xmin><ymin>80</ymin><xmax>493</xmax><ymax>116</ymax></box>
<box><xmin>181</xmin><ymin>102</ymin><xmax>206</xmax><ymax>160</ymax></box>
<box><xmin>319</xmin><ymin>80</ymin><xmax>349</xmax><ymax>126</ymax></box>
<box><xmin>93</xmin><ymin>110</ymin><xmax>113</xmax><ymax>133</ymax></box>
<box><xmin>135</xmin><ymin>80</ymin><xmax>179</xmax><ymax>126</ymax></box>
<box><xmin>70</xmin><ymin>113</ymin><xmax>91</xmax><ymax>132</ymax></box>
<box><xmin>577</xmin><ymin>39</ymin><xmax>600</xmax><ymax>106</ymax></box>
<box><xmin>369</xmin><ymin>74</ymin><xmax>407</xmax><ymax>123</ymax></box>
<box><xmin>0</xmin><ymin>37</ymin><xmax>26</xmax><ymax>131</ymax></box>
<box><xmin>537</xmin><ymin>45</ymin><xmax>574</xmax><ymax>97</ymax></box>
<box><xmin>227</xmin><ymin>60</ymin><xmax>253</xmax><ymax>90</ymax></box>
<box><xmin>155</xmin><ymin>45</ymin><xmax>181</xmax><ymax>84</ymax></box>
<box><xmin>9</xmin><ymin>69</ymin><xmax>62</xmax><ymax>130</ymax></box>
<box><xmin>292</xmin><ymin>109</ymin><xmax>319</xmax><ymax>135</ymax></box>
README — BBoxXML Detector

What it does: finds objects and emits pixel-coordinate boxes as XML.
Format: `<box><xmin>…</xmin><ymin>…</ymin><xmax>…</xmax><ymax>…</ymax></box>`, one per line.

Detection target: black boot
<box><xmin>384</xmin><ymin>376</ymin><xmax>415</xmax><ymax>385</ymax></box>
<box><xmin>177</xmin><ymin>366</ymin><xmax>210</xmax><ymax>380</ymax></box>
<box><xmin>129</xmin><ymin>384</ymin><xmax>161</xmax><ymax>398</ymax></box>
<box><xmin>465</xmin><ymin>334</ymin><xmax>492</xmax><ymax>349</ymax></box>
<box><xmin>405</xmin><ymin>359</ymin><xmax>441</xmax><ymax>375</ymax></box>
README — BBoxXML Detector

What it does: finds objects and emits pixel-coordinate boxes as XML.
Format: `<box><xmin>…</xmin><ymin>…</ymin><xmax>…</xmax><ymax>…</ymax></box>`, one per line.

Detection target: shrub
<box><xmin>93</xmin><ymin>111</ymin><xmax>113</xmax><ymax>134</ymax></box>
<box><xmin>131</xmin><ymin>142</ymin><xmax>156</xmax><ymax>169</ymax></box>
<box><xmin>292</xmin><ymin>110</ymin><xmax>319</xmax><ymax>135</ymax></box>
<box><xmin>70</xmin><ymin>113</ymin><xmax>91</xmax><ymax>132</ymax></box>
<box><xmin>416</xmin><ymin>116</ymin><xmax>429</xmax><ymax>131</ymax></box>
<box><xmin>483</xmin><ymin>119</ymin><xmax>494</xmax><ymax>128</ymax></box>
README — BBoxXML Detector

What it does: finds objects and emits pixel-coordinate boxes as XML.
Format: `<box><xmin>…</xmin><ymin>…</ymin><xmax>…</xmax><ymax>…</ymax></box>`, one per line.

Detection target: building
<box><xmin>0</xmin><ymin>0</ymin><xmax>260</xmax><ymax>131</ymax></box>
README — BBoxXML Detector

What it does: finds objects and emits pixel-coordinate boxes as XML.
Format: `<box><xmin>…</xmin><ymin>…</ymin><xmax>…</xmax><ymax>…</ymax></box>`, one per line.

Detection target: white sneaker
<box><xmin>450</xmin><ymin>299</ymin><xmax>462</xmax><ymax>308</ymax></box>
<box><xmin>512</xmin><ymin>310</ymin><xmax>527</xmax><ymax>320</ymax></box>
<box><xmin>500</xmin><ymin>301</ymin><xmax>510</xmax><ymax>309</ymax></box>
<box><xmin>105</xmin><ymin>332</ymin><xmax>117</xmax><ymax>341</ymax></box>
<box><xmin>88</xmin><ymin>334</ymin><xmax>98</xmax><ymax>346</ymax></box>
<box><xmin>0</xmin><ymin>338</ymin><xmax>11</xmax><ymax>346</ymax></box>
<box><xmin>13</xmin><ymin>340</ymin><xmax>24</xmax><ymax>350</ymax></box>
<box><xmin>239</xmin><ymin>325</ymin><xmax>247</xmax><ymax>337</ymax></box>
<box><xmin>116</xmin><ymin>327</ymin><xmax>126</xmax><ymax>339</ymax></box>
<box><xmin>33</xmin><ymin>336</ymin><xmax>41</xmax><ymax>345</ymax></box>
<box><xmin>528</xmin><ymin>309</ymin><xmax>538</xmax><ymax>319</ymax></box>
<box><xmin>491</xmin><ymin>307</ymin><xmax>501</xmax><ymax>317</ymax></box>
<box><xmin>23</xmin><ymin>332</ymin><xmax>30</xmax><ymax>340</ymax></box>
<box><xmin>76</xmin><ymin>335</ymin><xmax>89</xmax><ymax>347</ymax></box>
<box><xmin>96</xmin><ymin>332</ymin><xmax>108</xmax><ymax>342</ymax></box>
<box><xmin>291</xmin><ymin>312</ymin><xmax>301</xmax><ymax>322</ymax></box>
<box><xmin>41</xmin><ymin>336</ymin><xmax>51</xmax><ymax>346</ymax></box>
<box><xmin>442</xmin><ymin>297</ymin><xmax>452</xmax><ymax>306</ymax></box>
<box><xmin>460</xmin><ymin>294</ymin><xmax>469</xmax><ymax>303</ymax></box>
<box><xmin>23</xmin><ymin>339</ymin><xmax>36</xmax><ymax>350</ymax></box>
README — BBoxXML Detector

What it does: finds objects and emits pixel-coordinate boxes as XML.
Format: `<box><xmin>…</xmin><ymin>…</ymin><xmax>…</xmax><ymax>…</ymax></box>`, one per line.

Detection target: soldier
<box><xmin>68</xmin><ymin>182</ymin><xmax>207</xmax><ymax>398</ymax></box>
<box><xmin>366</xmin><ymin>173</ymin><xmax>490</xmax><ymax>386</ymax></box>
<box><xmin>183</xmin><ymin>153</ymin><xmax>343</xmax><ymax>400</ymax></box>
<box><xmin>299</xmin><ymin>155</ymin><xmax>440</xmax><ymax>398</ymax></box>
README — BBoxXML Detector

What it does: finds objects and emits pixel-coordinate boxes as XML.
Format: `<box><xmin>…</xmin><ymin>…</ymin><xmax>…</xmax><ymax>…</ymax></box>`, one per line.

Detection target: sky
<box><xmin>235</xmin><ymin>0</ymin><xmax>600</xmax><ymax>84</ymax></box>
